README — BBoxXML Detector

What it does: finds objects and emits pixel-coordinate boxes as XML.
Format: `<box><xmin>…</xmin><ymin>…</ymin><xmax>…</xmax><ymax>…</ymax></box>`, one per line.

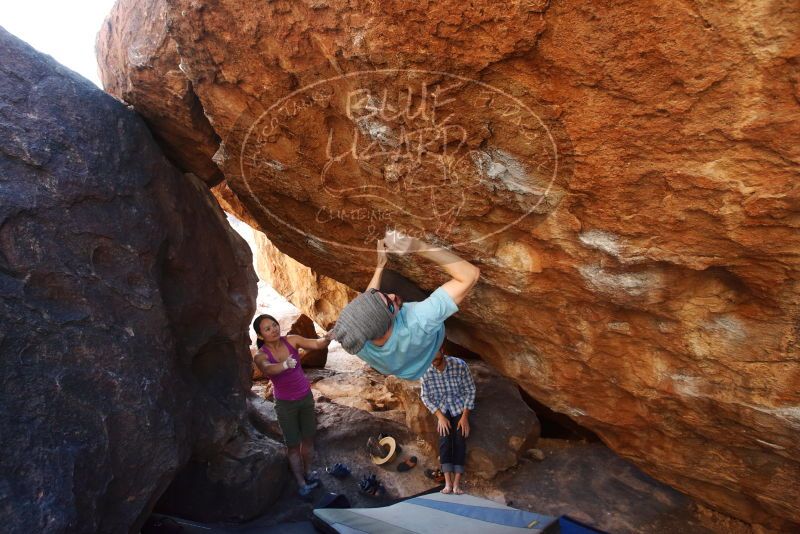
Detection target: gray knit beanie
<box><xmin>332</xmin><ymin>291</ymin><xmax>393</xmax><ymax>354</ymax></box>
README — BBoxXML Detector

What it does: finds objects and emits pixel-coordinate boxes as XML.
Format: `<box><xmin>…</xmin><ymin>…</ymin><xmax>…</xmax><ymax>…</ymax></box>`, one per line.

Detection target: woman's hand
<box><xmin>254</xmin><ymin>353</ymin><xmax>294</xmax><ymax>377</ymax></box>
<box><xmin>436</xmin><ymin>412</ymin><xmax>451</xmax><ymax>436</ymax></box>
<box><xmin>457</xmin><ymin>414</ymin><xmax>470</xmax><ymax>438</ymax></box>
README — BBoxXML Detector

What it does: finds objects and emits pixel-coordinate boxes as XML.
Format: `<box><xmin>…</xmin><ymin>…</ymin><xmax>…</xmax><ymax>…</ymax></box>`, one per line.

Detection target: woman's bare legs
<box><xmin>301</xmin><ymin>437</ymin><xmax>315</xmax><ymax>477</ymax></box>
<box><xmin>287</xmin><ymin>445</ymin><xmax>306</xmax><ymax>487</ymax></box>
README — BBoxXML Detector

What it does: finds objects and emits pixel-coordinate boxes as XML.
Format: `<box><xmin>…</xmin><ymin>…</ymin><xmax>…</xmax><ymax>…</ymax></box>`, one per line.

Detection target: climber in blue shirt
<box><xmin>330</xmin><ymin>232</ymin><xmax>480</xmax><ymax>380</ymax></box>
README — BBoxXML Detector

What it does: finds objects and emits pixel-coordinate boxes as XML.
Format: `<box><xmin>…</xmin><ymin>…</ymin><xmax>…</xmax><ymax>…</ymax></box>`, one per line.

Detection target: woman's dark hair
<box><xmin>252</xmin><ymin>314</ymin><xmax>279</xmax><ymax>348</ymax></box>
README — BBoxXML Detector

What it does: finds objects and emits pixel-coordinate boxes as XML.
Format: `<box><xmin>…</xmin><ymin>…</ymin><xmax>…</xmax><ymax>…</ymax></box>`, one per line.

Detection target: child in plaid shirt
<box><xmin>420</xmin><ymin>347</ymin><xmax>476</xmax><ymax>494</ymax></box>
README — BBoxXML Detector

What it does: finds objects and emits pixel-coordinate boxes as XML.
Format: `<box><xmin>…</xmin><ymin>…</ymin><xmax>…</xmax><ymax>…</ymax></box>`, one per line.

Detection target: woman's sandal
<box><xmin>396</xmin><ymin>456</ymin><xmax>418</xmax><ymax>472</ymax></box>
<box><xmin>305</xmin><ymin>470</ymin><xmax>321</xmax><ymax>485</ymax></box>
<box><xmin>453</xmin><ymin>486</ymin><xmax>464</xmax><ymax>495</ymax></box>
<box><xmin>441</xmin><ymin>486</ymin><xmax>452</xmax><ymax>494</ymax></box>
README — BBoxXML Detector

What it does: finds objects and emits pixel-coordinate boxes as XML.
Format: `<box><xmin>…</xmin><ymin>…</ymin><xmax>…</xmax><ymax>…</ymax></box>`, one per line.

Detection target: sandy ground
<box><xmin>243</xmin><ymin>347</ymin><xmax>744</xmax><ymax>534</ymax></box>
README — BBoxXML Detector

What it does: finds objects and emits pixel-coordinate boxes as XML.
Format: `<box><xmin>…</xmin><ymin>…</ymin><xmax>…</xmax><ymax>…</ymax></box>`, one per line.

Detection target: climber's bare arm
<box><xmin>287</xmin><ymin>334</ymin><xmax>331</xmax><ymax>351</ymax></box>
<box><xmin>416</xmin><ymin>244</ymin><xmax>480</xmax><ymax>305</ymax></box>
<box><xmin>385</xmin><ymin>232</ymin><xmax>479</xmax><ymax>305</ymax></box>
<box><xmin>365</xmin><ymin>239</ymin><xmax>388</xmax><ymax>291</ymax></box>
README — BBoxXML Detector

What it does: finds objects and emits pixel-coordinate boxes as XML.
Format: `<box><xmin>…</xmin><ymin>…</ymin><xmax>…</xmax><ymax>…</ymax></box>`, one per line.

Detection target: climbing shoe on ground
<box><xmin>326</xmin><ymin>463</ymin><xmax>351</xmax><ymax>479</ymax></box>
<box><xmin>397</xmin><ymin>456</ymin><xmax>418</xmax><ymax>472</ymax></box>
<box><xmin>358</xmin><ymin>474</ymin><xmax>385</xmax><ymax>497</ymax></box>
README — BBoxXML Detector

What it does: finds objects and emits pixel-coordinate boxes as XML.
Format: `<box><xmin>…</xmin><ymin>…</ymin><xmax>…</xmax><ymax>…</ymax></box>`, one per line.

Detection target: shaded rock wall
<box><xmin>97</xmin><ymin>0</ymin><xmax>800</xmax><ymax>529</ymax></box>
<box><xmin>155</xmin><ymin>426</ymin><xmax>288</xmax><ymax>522</ymax></box>
<box><xmin>287</xmin><ymin>314</ymin><xmax>328</xmax><ymax>368</ymax></box>
<box><xmin>0</xmin><ymin>27</ymin><xmax>256</xmax><ymax>533</ymax></box>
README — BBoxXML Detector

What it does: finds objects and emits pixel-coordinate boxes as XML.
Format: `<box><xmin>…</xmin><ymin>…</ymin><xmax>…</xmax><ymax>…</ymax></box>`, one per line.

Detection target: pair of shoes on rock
<box><xmin>424</xmin><ymin>468</ymin><xmax>445</xmax><ymax>484</ymax></box>
<box><xmin>397</xmin><ymin>456</ymin><xmax>417</xmax><ymax>472</ymax></box>
<box><xmin>358</xmin><ymin>473</ymin><xmax>385</xmax><ymax>497</ymax></box>
<box><xmin>326</xmin><ymin>463</ymin><xmax>351</xmax><ymax>479</ymax></box>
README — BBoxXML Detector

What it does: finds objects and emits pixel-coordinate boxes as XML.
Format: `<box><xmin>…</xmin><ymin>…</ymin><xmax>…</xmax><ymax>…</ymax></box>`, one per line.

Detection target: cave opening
<box><xmin>517</xmin><ymin>387</ymin><xmax>600</xmax><ymax>442</ymax></box>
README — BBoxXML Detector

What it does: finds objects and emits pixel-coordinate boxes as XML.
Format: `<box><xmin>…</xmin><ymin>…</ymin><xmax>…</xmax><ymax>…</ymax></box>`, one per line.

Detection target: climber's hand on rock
<box><xmin>376</xmin><ymin>239</ymin><xmax>388</xmax><ymax>268</ymax></box>
<box><xmin>384</xmin><ymin>229</ymin><xmax>417</xmax><ymax>255</ymax></box>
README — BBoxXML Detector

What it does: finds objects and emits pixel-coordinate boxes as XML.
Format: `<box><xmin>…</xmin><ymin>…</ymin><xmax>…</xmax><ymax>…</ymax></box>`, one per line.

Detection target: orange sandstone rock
<box><xmin>98</xmin><ymin>0</ymin><xmax>800</xmax><ymax>529</ymax></box>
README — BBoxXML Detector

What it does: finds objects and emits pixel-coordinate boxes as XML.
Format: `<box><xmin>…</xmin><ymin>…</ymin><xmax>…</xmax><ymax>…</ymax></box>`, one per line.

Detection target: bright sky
<box><xmin>1</xmin><ymin>0</ymin><xmax>118</xmax><ymax>87</ymax></box>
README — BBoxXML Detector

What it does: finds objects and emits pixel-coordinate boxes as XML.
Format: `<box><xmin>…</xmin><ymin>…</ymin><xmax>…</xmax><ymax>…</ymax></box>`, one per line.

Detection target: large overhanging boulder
<box><xmin>96</xmin><ymin>0</ymin><xmax>223</xmax><ymax>185</ymax></box>
<box><xmin>97</xmin><ymin>0</ymin><xmax>800</xmax><ymax>529</ymax></box>
<box><xmin>0</xmin><ymin>26</ymin><xmax>257</xmax><ymax>532</ymax></box>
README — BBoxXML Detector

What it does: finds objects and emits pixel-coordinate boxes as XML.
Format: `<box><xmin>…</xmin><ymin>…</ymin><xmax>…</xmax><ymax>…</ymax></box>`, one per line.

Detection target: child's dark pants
<box><xmin>439</xmin><ymin>412</ymin><xmax>466</xmax><ymax>473</ymax></box>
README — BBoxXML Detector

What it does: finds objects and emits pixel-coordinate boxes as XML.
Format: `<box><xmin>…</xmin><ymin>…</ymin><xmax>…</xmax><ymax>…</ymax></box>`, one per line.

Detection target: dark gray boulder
<box><xmin>156</xmin><ymin>425</ymin><xmax>289</xmax><ymax>522</ymax></box>
<box><xmin>0</xmin><ymin>26</ymin><xmax>256</xmax><ymax>533</ymax></box>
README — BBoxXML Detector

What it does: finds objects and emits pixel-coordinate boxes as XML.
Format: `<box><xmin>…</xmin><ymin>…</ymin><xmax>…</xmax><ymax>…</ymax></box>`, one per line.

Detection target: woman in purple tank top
<box><xmin>252</xmin><ymin>314</ymin><xmax>331</xmax><ymax>497</ymax></box>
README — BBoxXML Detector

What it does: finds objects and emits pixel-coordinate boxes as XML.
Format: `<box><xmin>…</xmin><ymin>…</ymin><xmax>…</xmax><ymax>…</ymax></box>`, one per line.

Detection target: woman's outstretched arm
<box><xmin>287</xmin><ymin>334</ymin><xmax>332</xmax><ymax>351</ymax></box>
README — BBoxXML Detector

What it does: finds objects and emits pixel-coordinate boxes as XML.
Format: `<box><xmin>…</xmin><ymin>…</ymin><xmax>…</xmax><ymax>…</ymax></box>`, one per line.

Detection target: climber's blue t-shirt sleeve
<box><xmin>407</xmin><ymin>286</ymin><xmax>459</xmax><ymax>333</ymax></box>
<box><xmin>357</xmin><ymin>287</ymin><xmax>459</xmax><ymax>380</ymax></box>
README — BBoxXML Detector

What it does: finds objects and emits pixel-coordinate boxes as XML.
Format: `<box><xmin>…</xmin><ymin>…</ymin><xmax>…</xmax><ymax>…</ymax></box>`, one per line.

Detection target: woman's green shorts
<box><xmin>274</xmin><ymin>391</ymin><xmax>316</xmax><ymax>447</ymax></box>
